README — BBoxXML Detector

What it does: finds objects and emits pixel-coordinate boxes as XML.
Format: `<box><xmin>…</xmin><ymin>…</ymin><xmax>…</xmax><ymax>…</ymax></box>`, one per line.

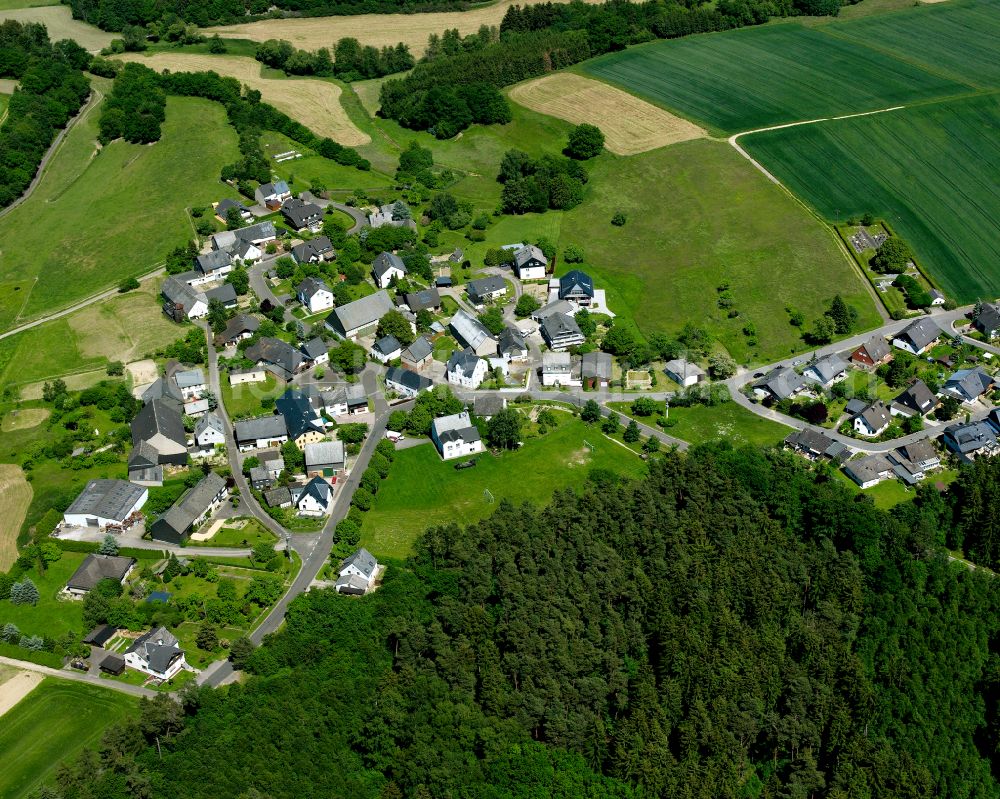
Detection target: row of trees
<box><xmin>255</xmin><ymin>36</ymin><xmax>414</xmax><ymax>80</ymax></box>
<box><xmin>0</xmin><ymin>22</ymin><xmax>91</xmax><ymax>207</ymax></box>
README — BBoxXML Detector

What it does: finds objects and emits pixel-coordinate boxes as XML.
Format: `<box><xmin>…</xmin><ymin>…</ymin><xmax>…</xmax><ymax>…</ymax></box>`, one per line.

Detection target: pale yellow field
<box><xmin>508</xmin><ymin>73</ymin><xmax>707</xmax><ymax>155</ymax></box>
<box><xmin>0</xmin><ymin>464</ymin><xmax>32</xmax><ymax>572</ymax></box>
<box><xmin>121</xmin><ymin>53</ymin><xmax>370</xmax><ymax>145</ymax></box>
<box><xmin>1</xmin><ymin>407</ymin><xmax>50</xmax><ymax>432</ymax></box>
<box><xmin>20</xmin><ymin>369</ymin><xmax>106</xmax><ymax>401</ymax></box>
<box><xmin>209</xmin><ymin>0</ymin><xmax>602</xmax><ymax>57</ymax></box>
<box><xmin>0</xmin><ymin>671</ymin><xmax>44</xmax><ymax>718</ymax></box>
<box><xmin>0</xmin><ymin>6</ymin><xmax>113</xmax><ymax>51</ymax></box>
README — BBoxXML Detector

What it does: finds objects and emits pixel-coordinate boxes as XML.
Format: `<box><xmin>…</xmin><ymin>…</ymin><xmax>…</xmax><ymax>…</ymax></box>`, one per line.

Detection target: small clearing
<box><xmin>0</xmin><ymin>672</ymin><xmax>44</xmax><ymax>719</ymax></box>
<box><xmin>1</xmin><ymin>407</ymin><xmax>49</xmax><ymax>432</ymax></box>
<box><xmin>120</xmin><ymin>53</ymin><xmax>370</xmax><ymax>145</ymax></box>
<box><xmin>0</xmin><ymin>464</ymin><xmax>32</xmax><ymax>571</ymax></box>
<box><xmin>509</xmin><ymin>73</ymin><xmax>706</xmax><ymax>155</ymax></box>
<box><xmin>0</xmin><ymin>6</ymin><xmax>113</xmax><ymax>51</ymax></box>
<box><xmin>126</xmin><ymin>359</ymin><xmax>158</xmax><ymax>391</ymax></box>
<box><xmin>208</xmin><ymin>0</ymin><xmax>603</xmax><ymax>57</ymax></box>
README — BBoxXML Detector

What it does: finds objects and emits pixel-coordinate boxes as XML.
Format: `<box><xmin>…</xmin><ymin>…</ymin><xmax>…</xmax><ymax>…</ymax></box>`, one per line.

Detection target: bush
<box><xmin>565</xmin><ymin>123</ymin><xmax>605</xmax><ymax>159</ymax></box>
<box><xmin>611</xmin><ymin>212</ymin><xmax>627</xmax><ymax>227</ymax></box>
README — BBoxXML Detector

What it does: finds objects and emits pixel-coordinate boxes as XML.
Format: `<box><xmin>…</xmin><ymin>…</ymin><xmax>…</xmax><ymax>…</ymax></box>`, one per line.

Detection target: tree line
<box><xmin>255</xmin><ymin>36</ymin><xmax>415</xmax><ymax>80</ymax></box>
<box><xmin>0</xmin><ymin>21</ymin><xmax>91</xmax><ymax>208</ymax></box>
<box><xmin>32</xmin><ymin>442</ymin><xmax>1000</xmax><ymax>799</ymax></box>
<box><xmin>98</xmin><ymin>62</ymin><xmax>166</xmax><ymax>144</ymax></box>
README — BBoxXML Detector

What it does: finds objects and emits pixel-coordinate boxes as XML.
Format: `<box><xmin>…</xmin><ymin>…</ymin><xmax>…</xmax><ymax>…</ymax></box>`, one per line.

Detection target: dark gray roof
<box><xmin>304</xmin><ymin>440</ymin><xmax>344</xmax><ymax>468</ymax></box>
<box><xmin>155</xmin><ymin>472</ymin><xmax>226</xmax><ymax>536</ymax></box>
<box><xmin>753</xmin><ymin>366</ymin><xmax>807</xmax><ymax>401</ymax></box>
<box><xmin>498</xmin><ymin>325</ymin><xmax>527</xmax><ymax>355</ymax></box>
<box><xmin>131</xmin><ymin>399</ymin><xmax>186</xmax><ymax>450</ymax></box>
<box><xmin>581</xmin><ymin>351</ymin><xmax>613</xmax><ymax>380</ymax></box>
<box><xmin>844</xmin><ymin>454</ymin><xmax>894</xmax><ymax>485</ymax></box>
<box><xmin>66</xmin><ymin>554</ymin><xmax>136</xmax><ymax>592</ymax></box>
<box><xmin>206</xmin><ymin>283</ymin><xmax>238</xmax><ymax>305</ymax></box>
<box><xmin>125</xmin><ymin>627</ymin><xmax>182</xmax><ymax>674</ymax></box>
<box><xmin>976</xmin><ymin>303</ymin><xmax>1000</xmax><ymax>333</ymax></box>
<box><xmin>945</xmin><ymin>367</ymin><xmax>994</xmax><ymax>399</ymax></box>
<box><xmin>83</xmin><ymin>624</ymin><xmax>116</xmax><ymax>646</ymax></box>
<box><xmin>222</xmin><ymin>313</ymin><xmax>259</xmax><ymax>341</ymax></box>
<box><xmin>854</xmin><ymin>335</ymin><xmax>891</xmax><ymax>363</ymax></box>
<box><xmin>402</xmin><ymin>336</ymin><xmax>433</xmax><ymax>362</ymax></box>
<box><xmin>194</xmin><ymin>413</ymin><xmax>224</xmax><ymax>439</ymax></box>
<box><xmin>473</xmin><ymin>395</ymin><xmax>506</xmax><ymax>417</ymax></box>
<box><xmin>66</xmin><ymin>479</ymin><xmax>146</xmax><ymax>521</ymax></box>
<box><xmin>173</xmin><ymin>368</ymin><xmax>204</xmax><ymax>389</ymax></box>
<box><xmin>299</xmin><ymin>476</ymin><xmax>331</xmax><ymax>506</ymax></box>
<box><xmin>447</xmin><ymin>347</ymin><xmax>483</xmax><ymax>376</ymax></box>
<box><xmin>404</xmin><ymin>287</ymin><xmax>441</xmax><ymax>312</ymax></box>
<box><xmin>341</xmin><ymin>547</ymin><xmax>378</xmax><ymax>579</ymax></box>
<box><xmin>896</xmin><ymin>439</ymin><xmax>939</xmax><ymax>465</ymax></box>
<box><xmin>944</xmin><ymin>420</ymin><xmax>998</xmax><ymax>455</ymax></box>
<box><xmin>216</xmin><ymin>198</ymin><xmax>248</xmax><ymax>215</ymax></box>
<box><xmin>374</xmin><ymin>335</ymin><xmax>402</xmax><ymax>356</ymax></box>
<box><xmin>897</xmin><ymin>317</ymin><xmax>941</xmax><ymax>351</ymax></box>
<box><xmin>372</xmin><ymin>252</ymin><xmax>405</xmax><ymax>280</ymax></box>
<box><xmin>141</xmin><ymin>376</ymin><xmax>183</xmax><ymax>406</ymax></box>
<box><xmin>386</xmin><ymin>366</ymin><xmax>432</xmax><ymax>393</ymax></box>
<box><xmin>292</xmin><ymin>236</ymin><xmax>334</xmax><ymax>263</ymax></box>
<box><xmin>856</xmin><ymin>400</ymin><xmax>891</xmax><ymax>431</ymax></box>
<box><xmin>128</xmin><ymin>440</ymin><xmax>160</xmax><ymax>469</ymax></box>
<box><xmin>514</xmin><ymin>244</ymin><xmax>546</xmax><ymax>269</ymax></box>
<box><xmin>297</xmin><ymin>276</ymin><xmax>330</xmax><ymax>301</ymax></box>
<box><xmin>805</xmin><ymin>354</ymin><xmax>848</xmax><ymax>384</ymax></box>
<box><xmin>195</xmin><ymin>249</ymin><xmax>231</xmax><ymax>274</ymax></box>
<box><xmin>466</xmin><ymin>276</ymin><xmax>507</xmax><ymax>300</ymax></box>
<box><xmin>558</xmin><ymin>269</ymin><xmax>594</xmax><ymax>299</ymax></box>
<box><xmin>844</xmin><ymin>398</ymin><xmax>868</xmax><ymax>415</ymax></box>
<box><xmin>235</xmin><ymin>414</ymin><xmax>288</xmax><ymax>443</ymax></box>
<box><xmin>541</xmin><ymin>312</ymin><xmax>583</xmax><ymax>341</ymax></box>
<box><xmin>300</xmin><ymin>337</ymin><xmax>328</xmax><ymax>360</ymax></box>
<box><xmin>892</xmin><ymin>379</ymin><xmax>937</xmax><ymax>415</ymax></box>
<box><xmin>327</xmin><ymin>290</ymin><xmax>395</xmax><ymax>335</ymax></box>
<box><xmin>281</xmin><ymin>198</ymin><xmax>323</xmax><ymax>228</ymax></box>
<box><xmin>264</xmin><ymin>487</ymin><xmax>292</xmax><ymax>507</ymax></box>
<box><xmin>784</xmin><ymin>429</ymin><xmax>849</xmax><ymax>462</ymax></box>
<box><xmin>275</xmin><ymin>388</ymin><xmax>324</xmax><ymax>440</ymax></box>
<box><xmin>161</xmin><ymin>276</ymin><xmax>206</xmax><ymax>309</ymax></box>
<box><xmin>246</xmin><ymin>337</ymin><xmax>303</xmax><ymax>378</ymax></box>
<box><xmin>432</xmin><ymin>411</ymin><xmax>481</xmax><ymax>445</ymax></box>
<box><xmin>259</xmin><ymin>180</ymin><xmax>289</xmax><ymax>197</ymax></box>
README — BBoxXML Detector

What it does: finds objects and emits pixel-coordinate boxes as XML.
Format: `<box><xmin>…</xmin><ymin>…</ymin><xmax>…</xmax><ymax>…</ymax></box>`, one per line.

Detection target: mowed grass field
<box><xmin>610</xmin><ymin>401</ymin><xmax>792</xmax><ymax>448</ymax></box>
<box><xmin>120</xmin><ymin>53</ymin><xmax>370</xmax><ymax>145</ymax></box>
<box><xmin>508</xmin><ymin>73</ymin><xmax>706</xmax><ymax>155</ymax></box>
<box><xmin>0</xmin><ymin>95</ymin><xmax>240</xmax><ymax>332</ymax></box>
<box><xmin>743</xmin><ymin>94</ymin><xmax>1000</xmax><ymax>302</ymax></box>
<box><xmin>582</xmin><ymin>21</ymin><xmax>972</xmax><ymax>135</ymax></box>
<box><xmin>0</xmin><ymin>6</ymin><xmax>113</xmax><ymax>50</ymax></box>
<box><xmin>558</xmin><ymin>140</ymin><xmax>880</xmax><ymax>363</ymax></box>
<box><xmin>0</xmin><ymin>464</ymin><xmax>31</xmax><ymax>571</ymax></box>
<box><xmin>362</xmin><ymin>418</ymin><xmax>647</xmax><ymax>559</ymax></box>
<box><xmin>0</xmin><ymin>679</ymin><xmax>138</xmax><ymax>799</ymax></box>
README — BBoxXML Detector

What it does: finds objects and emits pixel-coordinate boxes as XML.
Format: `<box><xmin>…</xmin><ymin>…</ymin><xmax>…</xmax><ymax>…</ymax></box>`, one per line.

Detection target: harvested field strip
<box><xmin>121</xmin><ymin>53</ymin><xmax>370</xmax><ymax>145</ymax></box>
<box><xmin>0</xmin><ymin>6</ymin><xmax>113</xmax><ymax>51</ymax></box>
<box><xmin>207</xmin><ymin>0</ymin><xmax>603</xmax><ymax>57</ymax></box>
<box><xmin>1</xmin><ymin>407</ymin><xmax>49</xmax><ymax>431</ymax></box>
<box><xmin>743</xmin><ymin>93</ymin><xmax>1000</xmax><ymax>302</ymax></box>
<box><xmin>0</xmin><ymin>672</ymin><xmax>43</xmax><ymax>718</ymax></box>
<box><xmin>582</xmin><ymin>22</ymin><xmax>972</xmax><ymax>134</ymax></box>
<box><xmin>0</xmin><ymin>464</ymin><xmax>32</xmax><ymax>571</ymax></box>
<box><xmin>508</xmin><ymin>73</ymin><xmax>705</xmax><ymax>155</ymax></box>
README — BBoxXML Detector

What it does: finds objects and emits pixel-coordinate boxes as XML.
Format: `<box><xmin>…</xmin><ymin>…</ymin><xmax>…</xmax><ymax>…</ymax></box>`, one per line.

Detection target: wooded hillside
<box><xmin>40</xmin><ymin>445</ymin><xmax>1000</xmax><ymax>798</ymax></box>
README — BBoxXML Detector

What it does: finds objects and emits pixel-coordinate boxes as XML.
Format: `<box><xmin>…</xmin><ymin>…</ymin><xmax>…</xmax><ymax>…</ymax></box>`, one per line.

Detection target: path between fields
<box><xmin>0</xmin><ymin>655</ymin><xmax>157</xmax><ymax>699</ymax></box>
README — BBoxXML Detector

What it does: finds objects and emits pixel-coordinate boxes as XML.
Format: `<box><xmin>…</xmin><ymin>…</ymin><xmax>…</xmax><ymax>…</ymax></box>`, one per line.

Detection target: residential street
<box><xmin>0</xmin><ymin>655</ymin><xmax>158</xmax><ymax>699</ymax></box>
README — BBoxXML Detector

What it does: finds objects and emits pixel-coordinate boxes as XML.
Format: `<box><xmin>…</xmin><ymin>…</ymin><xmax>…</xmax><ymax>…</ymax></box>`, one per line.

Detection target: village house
<box><xmin>853</xmin><ymin>400</ymin><xmax>892</xmax><ymax>437</ymax></box>
<box><xmin>581</xmin><ymin>351</ymin><xmax>613</xmax><ymax>387</ymax></box>
<box><xmin>752</xmin><ymin>366</ymin><xmax>808</xmax><ymax>403</ymax></box>
<box><xmin>336</xmin><ymin>548</ymin><xmax>380</xmax><ymax>595</ymax></box>
<box><xmin>401</xmin><ymin>336</ymin><xmax>434</xmax><ymax>370</ymax></box>
<box><xmin>229</xmin><ymin>367</ymin><xmax>266</xmax><ymax>385</ymax></box>
<box><xmin>221</xmin><ymin>314</ymin><xmax>260</xmax><ymax>345</ymax></box>
<box><xmin>131</xmin><ymin>399</ymin><xmax>187</xmax><ymax>466</ymax></box>
<box><xmin>447</xmin><ymin>348</ymin><xmax>488</xmax><ymax>389</ymax></box>
<box><xmin>890</xmin><ymin>380</ymin><xmax>938</xmax><ymax>417</ymax></box>
<box><xmin>192</xmin><ymin>250</ymin><xmax>233</xmax><ymax>285</ymax></box>
<box><xmin>193</xmin><ymin>413</ymin><xmax>226</xmax><ymax>450</ymax></box>
<box><xmin>245</xmin><ymin>337</ymin><xmax>305</xmax><ymax>381</ymax></box>
<box><xmin>843</xmin><ymin>454</ymin><xmax>895</xmax><ymax>489</ymax></box>
<box><xmin>943</xmin><ymin>419</ymin><xmax>1000</xmax><ymax>462</ymax></box>
<box><xmin>173</xmin><ymin>368</ymin><xmax>205</xmax><ymax>401</ymax></box>
<box><xmin>541</xmin><ymin>312</ymin><xmax>585</xmax><ymax>351</ymax></box>
<box><xmin>466</xmin><ymin>276</ymin><xmax>508</xmax><ymax>305</ymax></box>
<box><xmin>803</xmin><ymin>354</ymin><xmax>849</xmax><ymax>387</ymax></box>
<box><xmin>498</xmin><ymin>326</ymin><xmax>528</xmax><ymax>362</ymax></box>
<box><xmin>300</xmin><ymin>337</ymin><xmax>329</xmax><ymax>366</ymax></box>
<box><xmin>891</xmin><ymin>440</ymin><xmax>941</xmax><ymax>480</ymax></box>
<box><xmin>850</xmin><ymin>336</ymin><xmax>892</xmax><ymax>368</ymax></box>
<box><xmin>295</xmin><ymin>476</ymin><xmax>333</xmax><ymax>516</ymax></box>
<box><xmin>64</xmin><ymin>554</ymin><xmax>136</xmax><ymax>597</ymax></box>
<box><xmin>371</xmin><ymin>252</ymin><xmax>407</xmax><ymax>289</ymax></box>
<box><xmin>124</xmin><ymin>627</ymin><xmax>186</xmax><ymax>680</ymax></box>
<box><xmin>281</xmin><ymin>198</ymin><xmax>323</xmax><ymax>232</ymax></box>
<box><xmin>450</xmin><ymin>309</ymin><xmax>497</xmax><ymax>357</ymax></box>
<box><xmin>783</xmin><ymin>429</ymin><xmax>850</xmax><ymax>462</ymax></box>
<box><xmin>943</xmin><ymin>366</ymin><xmax>994</xmax><ymax>403</ymax></box>
<box><xmin>512</xmin><ymin>244</ymin><xmax>547</xmax><ymax>280</ymax></box>
<box><xmin>264</xmin><ymin>487</ymin><xmax>293</xmax><ymax>509</ymax></box>
<box><xmin>254</xmin><ymin>180</ymin><xmax>291</xmax><ymax>209</ymax></box>
<box><xmin>322</xmin><ymin>384</ymin><xmax>368</xmax><ymax>417</ymax></box>
<box><xmin>974</xmin><ymin>303</ymin><xmax>1000</xmax><ymax>339</ymax></box>
<box><xmin>275</xmin><ymin>388</ymin><xmax>327</xmax><ymax>449</ymax></box>
<box><xmin>304</xmin><ymin>440</ymin><xmax>345</xmax><ymax>479</ymax></box>
<box><xmin>215</xmin><ymin>198</ymin><xmax>253</xmax><ymax>224</ymax></box>
<box><xmin>892</xmin><ymin>317</ymin><xmax>942</xmax><ymax>356</ymax></box>
<box><xmin>291</xmin><ymin>236</ymin><xmax>335</xmax><ymax>264</ymax></box>
<box><xmin>404</xmin><ymin>288</ymin><xmax>442</xmax><ymax>314</ymax></box>
<box><xmin>235</xmin><ymin>415</ymin><xmax>289</xmax><ymax>451</ymax></box>
<box><xmin>473</xmin><ymin>395</ymin><xmax>506</xmax><ymax>420</ymax></box>
<box><xmin>371</xmin><ymin>335</ymin><xmax>402</xmax><ymax>364</ymax></box>
<box><xmin>161</xmin><ymin>277</ymin><xmax>208</xmax><ymax>321</ymax></box>
<box><xmin>385</xmin><ymin>366</ymin><xmax>433</xmax><ymax>398</ymax></box>
<box><xmin>532</xmin><ymin>299</ymin><xmax>575</xmax><ymax>324</ymax></box>
<box><xmin>149</xmin><ymin>472</ymin><xmax>228</xmax><ymax>545</ymax></box>
<box><xmin>63</xmin><ymin>480</ymin><xmax>147</xmax><ymax>530</ymax></box>
<box><xmin>297</xmin><ymin>277</ymin><xmax>334</xmax><ymax>314</ymax></box>
<box><xmin>368</xmin><ymin>202</ymin><xmax>415</xmax><ymax>230</ymax></box>
<box><xmin>665</xmin><ymin>359</ymin><xmax>706</xmax><ymax>388</ymax></box>
<box><xmin>432</xmin><ymin>411</ymin><xmax>483</xmax><ymax>460</ymax></box>
<box><xmin>325</xmin><ymin>290</ymin><xmax>395</xmax><ymax>339</ymax></box>
<box><xmin>558</xmin><ymin>270</ymin><xmax>594</xmax><ymax>306</ymax></box>
<box><xmin>541</xmin><ymin>351</ymin><xmax>577</xmax><ymax>387</ymax></box>
<box><xmin>206</xmin><ymin>283</ymin><xmax>238</xmax><ymax>310</ymax></box>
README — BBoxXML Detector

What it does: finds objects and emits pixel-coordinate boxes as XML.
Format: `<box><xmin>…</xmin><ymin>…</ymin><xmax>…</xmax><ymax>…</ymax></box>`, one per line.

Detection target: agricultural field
<box><xmin>582</xmin><ymin>22</ymin><xmax>972</xmax><ymax>134</ymax></box>
<box><xmin>742</xmin><ymin>94</ymin><xmax>1000</xmax><ymax>302</ymax></box>
<box><xmin>0</xmin><ymin>95</ymin><xmax>240</xmax><ymax>333</ymax></box>
<box><xmin>0</xmin><ymin>678</ymin><xmax>137</xmax><ymax>799</ymax></box>
<box><xmin>207</xmin><ymin>0</ymin><xmax>603</xmax><ymax>57</ymax></box>
<box><xmin>508</xmin><ymin>73</ymin><xmax>706</xmax><ymax>155</ymax></box>
<box><xmin>120</xmin><ymin>53</ymin><xmax>371</xmax><ymax>146</ymax></box>
<box><xmin>0</xmin><ymin>464</ymin><xmax>31</xmax><ymax>570</ymax></box>
<box><xmin>361</xmin><ymin>416</ymin><xmax>647</xmax><ymax>558</ymax></box>
<box><xmin>558</xmin><ymin>139</ymin><xmax>881</xmax><ymax>363</ymax></box>
<box><xmin>0</xmin><ymin>6</ymin><xmax>113</xmax><ymax>50</ymax></box>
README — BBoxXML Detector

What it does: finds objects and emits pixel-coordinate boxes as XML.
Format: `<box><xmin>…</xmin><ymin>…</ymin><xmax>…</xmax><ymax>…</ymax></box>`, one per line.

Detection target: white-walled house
<box><xmin>336</xmin><ymin>548</ymin><xmax>379</xmax><ymax>594</ymax></box>
<box><xmin>853</xmin><ymin>401</ymin><xmax>891</xmax><ymax>437</ymax></box>
<box><xmin>124</xmin><ymin>627</ymin><xmax>187</xmax><ymax>680</ymax></box>
<box><xmin>297</xmin><ymin>277</ymin><xmax>334</xmax><ymax>314</ymax></box>
<box><xmin>194</xmin><ymin>413</ymin><xmax>226</xmax><ymax>449</ymax></box>
<box><xmin>431</xmin><ymin>412</ymin><xmax>483</xmax><ymax>460</ymax></box>
<box><xmin>446</xmin><ymin>348</ymin><xmax>488</xmax><ymax>389</ymax></box>
<box><xmin>512</xmin><ymin>244</ymin><xmax>547</xmax><ymax>280</ymax></box>
<box><xmin>295</xmin><ymin>476</ymin><xmax>332</xmax><ymax>517</ymax></box>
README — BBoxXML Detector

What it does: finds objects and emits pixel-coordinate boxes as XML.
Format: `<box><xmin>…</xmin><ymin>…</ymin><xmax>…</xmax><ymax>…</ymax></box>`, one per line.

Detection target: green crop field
<box><xmin>582</xmin><ymin>22</ymin><xmax>971</xmax><ymax>134</ymax></box>
<box><xmin>558</xmin><ymin>140</ymin><xmax>881</xmax><ymax>363</ymax></box>
<box><xmin>361</xmin><ymin>416</ymin><xmax>647</xmax><ymax>558</ymax></box>
<box><xmin>0</xmin><ymin>678</ymin><xmax>138</xmax><ymax>799</ymax></box>
<box><xmin>0</xmin><ymin>94</ymin><xmax>240</xmax><ymax>333</ymax></box>
<box><xmin>742</xmin><ymin>94</ymin><xmax>1000</xmax><ymax>302</ymax></box>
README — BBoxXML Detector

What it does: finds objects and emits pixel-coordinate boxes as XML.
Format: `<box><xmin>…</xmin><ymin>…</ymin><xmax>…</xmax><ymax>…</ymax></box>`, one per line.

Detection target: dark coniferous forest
<box><xmin>42</xmin><ymin>445</ymin><xmax>1000</xmax><ymax>799</ymax></box>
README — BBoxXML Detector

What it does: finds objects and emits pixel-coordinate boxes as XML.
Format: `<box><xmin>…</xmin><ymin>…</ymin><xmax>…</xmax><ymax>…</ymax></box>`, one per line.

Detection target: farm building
<box><xmin>304</xmin><ymin>441</ymin><xmax>345</xmax><ymax>478</ymax></box>
<box><xmin>131</xmin><ymin>399</ymin><xmax>188</xmax><ymax>465</ymax></box>
<box><xmin>149</xmin><ymin>472</ymin><xmax>228</xmax><ymax>545</ymax></box>
<box><xmin>450</xmin><ymin>310</ymin><xmax>496</xmax><ymax>357</ymax></box>
<box><xmin>62</xmin><ymin>480</ymin><xmax>147</xmax><ymax>530</ymax></box>
<box><xmin>65</xmin><ymin>555</ymin><xmax>137</xmax><ymax>598</ymax></box>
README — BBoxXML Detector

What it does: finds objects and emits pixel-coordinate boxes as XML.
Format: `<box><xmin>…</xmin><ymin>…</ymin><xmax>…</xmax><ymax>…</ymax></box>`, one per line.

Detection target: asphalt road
<box><xmin>0</xmin><ymin>655</ymin><xmax>158</xmax><ymax>699</ymax></box>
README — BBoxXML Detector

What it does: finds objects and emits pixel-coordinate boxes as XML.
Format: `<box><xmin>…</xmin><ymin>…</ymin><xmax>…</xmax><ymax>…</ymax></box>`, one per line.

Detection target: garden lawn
<box><xmin>0</xmin><ymin>552</ymin><xmax>88</xmax><ymax>640</ymax></box>
<box><xmin>221</xmin><ymin>373</ymin><xmax>283</xmax><ymax>419</ymax></box>
<box><xmin>743</xmin><ymin>94</ymin><xmax>1000</xmax><ymax>303</ymax></box>
<box><xmin>559</xmin><ymin>140</ymin><xmax>880</xmax><ymax>363</ymax></box>
<box><xmin>361</xmin><ymin>418</ymin><xmax>647</xmax><ymax>558</ymax></box>
<box><xmin>582</xmin><ymin>20</ymin><xmax>972</xmax><ymax>134</ymax></box>
<box><xmin>260</xmin><ymin>130</ymin><xmax>392</xmax><ymax>197</ymax></box>
<box><xmin>0</xmin><ymin>95</ymin><xmax>241</xmax><ymax>332</ymax></box>
<box><xmin>191</xmin><ymin>519</ymin><xmax>276</xmax><ymax>548</ymax></box>
<box><xmin>611</xmin><ymin>401</ymin><xmax>792</xmax><ymax>448</ymax></box>
<box><xmin>0</xmin><ymin>678</ymin><xmax>137</xmax><ymax>799</ymax></box>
